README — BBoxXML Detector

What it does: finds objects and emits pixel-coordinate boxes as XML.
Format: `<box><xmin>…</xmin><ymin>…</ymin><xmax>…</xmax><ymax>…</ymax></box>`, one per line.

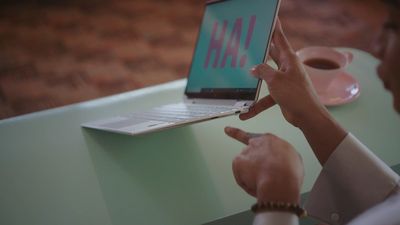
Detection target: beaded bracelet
<box><xmin>251</xmin><ymin>202</ymin><xmax>307</xmax><ymax>218</ymax></box>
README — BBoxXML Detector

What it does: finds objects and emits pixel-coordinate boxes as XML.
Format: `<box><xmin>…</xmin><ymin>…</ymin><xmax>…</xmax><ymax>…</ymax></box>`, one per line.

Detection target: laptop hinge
<box><xmin>233</xmin><ymin>101</ymin><xmax>250</xmax><ymax>108</ymax></box>
<box><xmin>184</xmin><ymin>97</ymin><xmax>253</xmax><ymax>106</ymax></box>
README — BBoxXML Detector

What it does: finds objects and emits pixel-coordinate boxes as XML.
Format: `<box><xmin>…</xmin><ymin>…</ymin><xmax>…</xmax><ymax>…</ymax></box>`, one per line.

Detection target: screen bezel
<box><xmin>184</xmin><ymin>0</ymin><xmax>280</xmax><ymax>100</ymax></box>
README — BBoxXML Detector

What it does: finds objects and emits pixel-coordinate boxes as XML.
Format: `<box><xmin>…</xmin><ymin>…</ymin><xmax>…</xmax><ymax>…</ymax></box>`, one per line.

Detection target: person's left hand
<box><xmin>225</xmin><ymin>126</ymin><xmax>304</xmax><ymax>204</ymax></box>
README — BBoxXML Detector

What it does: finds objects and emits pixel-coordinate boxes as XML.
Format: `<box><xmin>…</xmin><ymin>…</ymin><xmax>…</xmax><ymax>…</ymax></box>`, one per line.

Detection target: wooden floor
<box><xmin>0</xmin><ymin>0</ymin><xmax>386</xmax><ymax>119</ymax></box>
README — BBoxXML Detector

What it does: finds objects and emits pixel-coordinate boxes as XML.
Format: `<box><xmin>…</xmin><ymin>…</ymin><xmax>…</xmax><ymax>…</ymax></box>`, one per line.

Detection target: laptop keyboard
<box><xmin>126</xmin><ymin>103</ymin><xmax>238</xmax><ymax>123</ymax></box>
<box><xmin>97</xmin><ymin>103</ymin><xmax>240</xmax><ymax>129</ymax></box>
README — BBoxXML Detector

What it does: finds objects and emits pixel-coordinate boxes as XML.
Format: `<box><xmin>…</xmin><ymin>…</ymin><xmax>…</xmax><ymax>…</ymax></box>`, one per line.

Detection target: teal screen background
<box><xmin>185</xmin><ymin>0</ymin><xmax>279</xmax><ymax>93</ymax></box>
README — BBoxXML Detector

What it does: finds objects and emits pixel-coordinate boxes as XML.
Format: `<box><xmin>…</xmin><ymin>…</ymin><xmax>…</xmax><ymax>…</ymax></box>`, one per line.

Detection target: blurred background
<box><xmin>0</xmin><ymin>0</ymin><xmax>386</xmax><ymax>119</ymax></box>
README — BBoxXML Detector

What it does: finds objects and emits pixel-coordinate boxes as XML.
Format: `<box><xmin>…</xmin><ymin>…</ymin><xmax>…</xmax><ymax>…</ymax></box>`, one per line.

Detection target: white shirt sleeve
<box><xmin>304</xmin><ymin>133</ymin><xmax>400</xmax><ymax>225</ymax></box>
<box><xmin>253</xmin><ymin>212</ymin><xmax>299</xmax><ymax>225</ymax></box>
<box><xmin>348</xmin><ymin>194</ymin><xmax>400</xmax><ymax>225</ymax></box>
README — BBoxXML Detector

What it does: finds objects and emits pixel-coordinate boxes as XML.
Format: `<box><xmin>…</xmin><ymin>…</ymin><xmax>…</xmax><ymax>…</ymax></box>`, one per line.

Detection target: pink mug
<box><xmin>296</xmin><ymin>46</ymin><xmax>353</xmax><ymax>94</ymax></box>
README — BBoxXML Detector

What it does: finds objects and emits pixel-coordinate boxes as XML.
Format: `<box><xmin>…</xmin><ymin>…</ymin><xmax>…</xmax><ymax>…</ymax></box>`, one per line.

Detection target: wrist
<box><xmin>296</xmin><ymin>103</ymin><xmax>330</xmax><ymax>131</ymax></box>
<box><xmin>257</xmin><ymin>178</ymin><xmax>301</xmax><ymax>205</ymax></box>
<box><xmin>297</xmin><ymin>104</ymin><xmax>347</xmax><ymax>165</ymax></box>
<box><xmin>254</xmin><ymin>177</ymin><xmax>306</xmax><ymax>218</ymax></box>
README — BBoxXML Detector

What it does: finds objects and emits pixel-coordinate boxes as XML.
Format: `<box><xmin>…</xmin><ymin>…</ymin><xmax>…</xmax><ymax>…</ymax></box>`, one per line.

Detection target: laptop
<box><xmin>82</xmin><ymin>0</ymin><xmax>281</xmax><ymax>136</ymax></box>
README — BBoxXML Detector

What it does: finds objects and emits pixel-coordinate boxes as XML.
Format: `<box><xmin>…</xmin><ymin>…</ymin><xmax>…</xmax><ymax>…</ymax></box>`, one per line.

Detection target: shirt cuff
<box><xmin>305</xmin><ymin>133</ymin><xmax>400</xmax><ymax>225</ymax></box>
<box><xmin>253</xmin><ymin>212</ymin><xmax>299</xmax><ymax>225</ymax></box>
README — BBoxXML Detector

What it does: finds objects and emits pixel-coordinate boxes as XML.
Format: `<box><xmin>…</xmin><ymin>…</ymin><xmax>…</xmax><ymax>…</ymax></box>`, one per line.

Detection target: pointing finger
<box><xmin>224</xmin><ymin>127</ymin><xmax>251</xmax><ymax>145</ymax></box>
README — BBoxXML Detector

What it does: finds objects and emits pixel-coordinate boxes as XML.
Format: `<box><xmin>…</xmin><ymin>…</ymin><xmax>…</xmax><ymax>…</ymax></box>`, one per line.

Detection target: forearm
<box><xmin>298</xmin><ymin>105</ymin><xmax>347</xmax><ymax>165</ymax></box>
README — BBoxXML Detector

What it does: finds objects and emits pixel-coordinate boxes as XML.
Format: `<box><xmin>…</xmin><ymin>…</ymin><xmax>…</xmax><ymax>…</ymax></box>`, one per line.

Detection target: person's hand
<box><xmin>225</xmin><ymin>126</ymin><xmax>304</xmax><ymax>204</ymax></box>
<box><xmin>240</xmin><ymin>20</ymin><xmax>324</xmax><ymax>128</ymax></box>
<box><xmin>238</xmin><ymin>20</ymin><xmax>347</xmax><ymax>165</ymax></box>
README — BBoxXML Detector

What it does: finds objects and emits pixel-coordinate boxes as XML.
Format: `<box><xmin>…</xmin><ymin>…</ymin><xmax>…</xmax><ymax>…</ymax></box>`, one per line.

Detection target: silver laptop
<box><xmin>82</xmin><ymin>0</ymin><xmax>280</xmax><ymax>136</ymax></box>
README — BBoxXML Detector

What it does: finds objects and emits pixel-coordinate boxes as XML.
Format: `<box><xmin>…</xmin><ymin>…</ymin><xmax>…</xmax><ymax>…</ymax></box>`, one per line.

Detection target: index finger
<box><xmin>224</xmin><ymin>127</ymin><xmax>251</xmax><ymax>145</ymax></box>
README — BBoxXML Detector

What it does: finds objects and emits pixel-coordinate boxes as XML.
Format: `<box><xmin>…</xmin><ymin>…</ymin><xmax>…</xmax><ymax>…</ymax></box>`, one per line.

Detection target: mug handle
<box><xmin>342</xmin><ymin>51</ymin><xmax>354</xmax><ymax>64</ymax></box>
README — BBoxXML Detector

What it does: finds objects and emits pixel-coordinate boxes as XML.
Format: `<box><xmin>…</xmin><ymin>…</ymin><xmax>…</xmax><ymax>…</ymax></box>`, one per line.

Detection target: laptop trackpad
<box><xmin>98</xmin><ymin>117</ymin><xmax>172</xmax><ymax>131</ymax></box>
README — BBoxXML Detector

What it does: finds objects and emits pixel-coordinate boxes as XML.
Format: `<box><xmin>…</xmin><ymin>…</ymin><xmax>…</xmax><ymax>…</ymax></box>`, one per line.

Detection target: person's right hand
<box><xmin>240</xmin><ymin>20</ymin><xmax>324</xmax><ymax>128</ymax></box>
<box><xmin>225</xmin><ymin>126</ymin><xmax>304</xmax><ymax>204</ymax></box>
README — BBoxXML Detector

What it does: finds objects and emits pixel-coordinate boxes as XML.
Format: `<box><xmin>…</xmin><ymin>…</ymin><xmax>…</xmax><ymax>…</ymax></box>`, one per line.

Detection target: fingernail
<box><xmin>250</xmin><ymin>67</ymin><xmax>257</xmax><ymax>76</ymax></box>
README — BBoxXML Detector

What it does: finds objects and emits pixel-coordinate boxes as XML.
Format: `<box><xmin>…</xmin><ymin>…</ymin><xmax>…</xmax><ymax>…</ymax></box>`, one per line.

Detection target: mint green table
<box><xmin>1</xmin><ymin>48</ymin><xmax>399</xmax><ymax>225</ymax></box>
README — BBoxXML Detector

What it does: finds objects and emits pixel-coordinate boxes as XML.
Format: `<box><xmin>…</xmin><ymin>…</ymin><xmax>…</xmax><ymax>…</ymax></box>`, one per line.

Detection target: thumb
<box><xmin>250</xmin><ymin>63</ymin><xmax>278</xmax><ymax>84</ymax></box>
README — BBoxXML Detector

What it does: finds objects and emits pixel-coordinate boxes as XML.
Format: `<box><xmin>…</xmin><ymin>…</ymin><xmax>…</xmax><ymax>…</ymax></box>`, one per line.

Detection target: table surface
<box><xmin>1</xmin><ymin>48</ymin><xmax>400</xmax><ymax>225</ymax></box>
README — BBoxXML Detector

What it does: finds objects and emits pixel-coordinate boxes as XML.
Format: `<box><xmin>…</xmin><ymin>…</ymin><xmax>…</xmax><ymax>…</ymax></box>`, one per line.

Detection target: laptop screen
<box><xmin>185</xmin><ymin>0</ymin><xmax>279</xmax><ymax>100</ymax></box>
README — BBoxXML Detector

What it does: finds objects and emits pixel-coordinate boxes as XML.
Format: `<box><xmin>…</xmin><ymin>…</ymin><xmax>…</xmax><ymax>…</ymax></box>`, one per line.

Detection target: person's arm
<box><xmin>296</xmin><ymin>104</ymin><xmax>347</xmax><ymax>165</ymax></box>
<box><xmin>305</xmin><ymin>133</ymin><xmax>400</xmax><ymax>225</ymax></box>
<box><xmin>227</xmin><ymin>19</ymin><xmax>400</xmax><ymax>225</ymax></box>
<box><xmin>242</xmin><ymin>20</ymin><xmax>347</xmax><ymax>166</ymax></box>
<box><xmin>225</xmin><ymin>20</ymin><xmax>346</xmax><ymax>225</ymax></box>
<box><xmin>250</xmin><ymin>133</ymin><xmax>400</xmax><ymax>225</ymax></box>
